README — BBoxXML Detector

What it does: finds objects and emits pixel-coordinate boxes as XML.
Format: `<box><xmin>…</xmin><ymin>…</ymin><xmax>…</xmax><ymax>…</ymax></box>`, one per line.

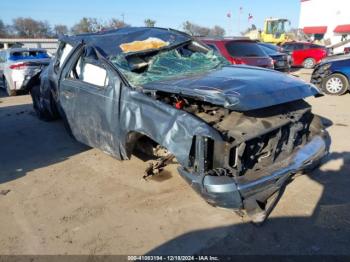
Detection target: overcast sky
<box><xmin>0</xmin><ymin>0</ymin><xmax>301</xmax><ymax>35</ymax></box>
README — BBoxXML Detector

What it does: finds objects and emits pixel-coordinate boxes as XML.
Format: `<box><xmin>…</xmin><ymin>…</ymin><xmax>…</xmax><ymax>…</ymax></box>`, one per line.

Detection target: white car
<box><xmin>0</xmin><ymin>48</ymin><xmax>50</xmax><ymax>96</ymax></box>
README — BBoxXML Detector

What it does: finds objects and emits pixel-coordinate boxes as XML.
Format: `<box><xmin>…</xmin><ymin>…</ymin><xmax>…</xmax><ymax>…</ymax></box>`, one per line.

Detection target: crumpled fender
<box><xmin>118</xmin><ymin>87</ymin><xmax>223</xmax><ymax>166</ymax></box>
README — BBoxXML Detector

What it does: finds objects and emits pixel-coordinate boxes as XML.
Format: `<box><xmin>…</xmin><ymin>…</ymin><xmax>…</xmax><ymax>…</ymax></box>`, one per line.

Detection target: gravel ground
<box><xmin>0</xmin><ymin>69</ymin><xmax>349</xmax><ymax>255</ymax></box>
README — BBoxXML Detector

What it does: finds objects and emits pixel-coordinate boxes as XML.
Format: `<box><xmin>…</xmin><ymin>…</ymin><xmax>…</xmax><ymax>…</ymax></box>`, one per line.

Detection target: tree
<box><xmin>107</xmin><ymin>18</ymin><xmax>129</xmax><ymax>29</ymax></box>
<box><xmin>183</xmin><ymin>21</ymin><xmax>224</xmax><ymax>37</ymax></box>
<box><xmin>0</xmin><ymin>19</ymin><xmax>7</xmax><ymax>37</ymax></box>
<box><xmin>144</xmin><ymin>18</ymin><xmax>156</xmax><ymax>27</ymax></box>
<box><xmin>183</xmin><ymin>21</ymin><xmax>211</xmax><ymax>36</ymax></box>
<box><xmin>13</xmin><ymin>17</ymin><xmax>51</xmax><ymax>37</ymax></box>
<box><xmin>183</xmin><ymin>21</ymin><xmax>196</xmax><ymax>36</ymax></box>
<box><xmin>209</xmin><ymin>26</ymin><xmax>225</xmax><ymax>37</ymax></box>
<box><xmin>53</xmin><ymin>24</ymin><xmax>68</xmax><ymax>36</ymax></box>
<box><xmin>71</xmin><ymin>17</ymin><xmax>104</xmax><ymax>34</ymax></box>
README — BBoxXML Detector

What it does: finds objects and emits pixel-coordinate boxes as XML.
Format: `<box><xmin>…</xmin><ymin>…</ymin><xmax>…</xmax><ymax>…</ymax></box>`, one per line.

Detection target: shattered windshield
<box><xmin>110</xmin><ymin>40</ymin><xmax>229</xmax><ymax>86</ymax></box>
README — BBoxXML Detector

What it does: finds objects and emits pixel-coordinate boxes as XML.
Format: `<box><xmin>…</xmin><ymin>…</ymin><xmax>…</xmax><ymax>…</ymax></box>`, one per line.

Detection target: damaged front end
<box><xmin>174</xmin><ymin>99</ymin><xmax>329</xmax><ymax>222</ymax></box>
<box><xmin>108</xmin><ymin>31</ymin><xmax>329</xmax><ymax>222</ymax></box>
<box><xmin>35</xmin><ymin>28</ymin><xmax>330</xmax><ymax>223</ymax></box>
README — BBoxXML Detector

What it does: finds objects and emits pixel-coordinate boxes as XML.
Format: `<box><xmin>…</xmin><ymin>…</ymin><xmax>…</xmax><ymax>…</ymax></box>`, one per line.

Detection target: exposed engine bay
<box><xmin>137</xmin><ymin>89</ymin><xmax>326</xmax><ymax>223</ymax></box>
<box><xmin>153</xmin><ymin>92</ymin><xmax>318</xmax><ymax>178</ymax></box>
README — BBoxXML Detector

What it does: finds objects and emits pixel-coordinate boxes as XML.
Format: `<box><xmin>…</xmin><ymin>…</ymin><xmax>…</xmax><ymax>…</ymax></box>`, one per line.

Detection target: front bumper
<box><xmin>178</xmin><ymin>133</ymin><xmax>329</xmax><ymax>215</ymax></box>
<box><xmin>311</xmin><ymin>66</ymin><xmax>331</xmax><ymax>87</ymax></box>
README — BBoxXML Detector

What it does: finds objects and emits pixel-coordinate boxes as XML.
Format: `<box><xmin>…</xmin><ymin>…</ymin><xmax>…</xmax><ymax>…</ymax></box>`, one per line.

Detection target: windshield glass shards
<box><xmin>110</xmin><ymin>42</ymin><xmax>229</xmax><ymax>86</ymax></box>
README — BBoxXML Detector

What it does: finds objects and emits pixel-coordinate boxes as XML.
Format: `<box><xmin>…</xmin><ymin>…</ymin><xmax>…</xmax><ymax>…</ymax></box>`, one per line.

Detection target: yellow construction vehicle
<box><xmin>245</xmin><ymin>18</ymin><xmax>291</xmax><ymax>44</ymax></box>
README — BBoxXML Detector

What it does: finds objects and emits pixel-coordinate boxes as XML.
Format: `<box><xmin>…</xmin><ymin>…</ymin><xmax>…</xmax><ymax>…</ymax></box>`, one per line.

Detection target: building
<box><xmin>0</xmin><ymin>38</ymin><xmax>58</xmax><ymax>54</ymax></box>
<box><xmin>299</xmin><ymin>0</ymin><xmax>350</xmax><ymax>53</ymax></box>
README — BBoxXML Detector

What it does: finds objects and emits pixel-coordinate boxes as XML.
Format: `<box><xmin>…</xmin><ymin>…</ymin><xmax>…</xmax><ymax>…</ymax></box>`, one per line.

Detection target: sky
<box><xmin>0</xmin><ymin>0</ymin><xmax>301</xmax><ymax>35</ymax></box>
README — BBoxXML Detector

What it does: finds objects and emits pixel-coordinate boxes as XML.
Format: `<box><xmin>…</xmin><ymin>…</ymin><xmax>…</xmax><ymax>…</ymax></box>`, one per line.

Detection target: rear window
<box><xmin>259</xmin><ymin>45</ymin><xmax>277</xmax><ymax>55</ymax></box>
<box><xmin>310</xmin><ymin>44</ymin><xmax>324</xmax><ymax>49</ymax></box>
<box><xmin>225</xmin><ymin>41</ymin><xmax>267</xmax><ymax>57</ymax></box>
<box><xmin>9</xmin><ymin>50</ymin><xmax>49</xmax><ymax>61</ymax></box>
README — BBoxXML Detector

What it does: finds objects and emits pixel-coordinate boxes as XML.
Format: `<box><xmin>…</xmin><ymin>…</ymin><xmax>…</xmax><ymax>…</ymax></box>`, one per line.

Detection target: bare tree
<box><xmin>13</xmin><ymin>17</ymin><xmax>51</xmax><ymax>38</ymax></box>
<box><xmin>0</xmin><ymin>19</ymin><xmax>7</xmax><ymax>37</ymax></box>
<box><xmin>71</xmin><ymin>17</ymin><xmax>104</xmax><ymax>34</ymax></box>
<box><xmin>183</xmin><ymin>21</ymin><xmax>210</xmax><ymax>36</ymax></box>
<box><xmin>183</xmin><ymin>21</ymin><xmax>196</xmax><ymax>36</ymax></box>
<box><xmin>108</xmin><ymin>18</ymin><xmax>129</xmax><ymax>29</ymax></box>
<box><xmin>53</xmin><ymin>24</ymin><xmax>68</xmax><ymax>36</ymax></box>
<box><xmin>144</xmin><ymin>18</ymin><xmax>156</xmax><ymax>27</ymax></box>
<box><xmin>183</xmin><ymin>21</ymin><xmax>224</xmax><ymax>37</ymax></box>
<box><xmin>209</xmin><ymin>26</ymin><xmax>225</xmax><ymax>37</ymax></box>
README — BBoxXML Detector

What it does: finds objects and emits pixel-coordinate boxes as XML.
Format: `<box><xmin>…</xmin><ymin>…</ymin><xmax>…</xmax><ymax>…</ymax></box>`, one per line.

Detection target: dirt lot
<box><xmin>0</xmin><ymin>69</ymin><xmax>350</xmax><ymax>255</ymax></box>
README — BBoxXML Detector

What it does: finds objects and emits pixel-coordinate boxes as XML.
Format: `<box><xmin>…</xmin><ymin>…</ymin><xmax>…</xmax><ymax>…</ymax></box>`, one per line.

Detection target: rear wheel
<box><xmin>322</xmin><ymin>73</ymin><xmax>349</xmax><ymax>96</ymax></box>
<box><xmin>302</xmin><ymin>58</ymin><xmax>316</xmax><ymax>69</ymax></box>
<box><xmin>3</xmin><ymin>78</ymin><xmax>16</xmax><ymax>96</ymax></box>
<box><xmin>30</xmin><ymin>84</ymin><xmax>60</xmax><ymax>121</ymax></box>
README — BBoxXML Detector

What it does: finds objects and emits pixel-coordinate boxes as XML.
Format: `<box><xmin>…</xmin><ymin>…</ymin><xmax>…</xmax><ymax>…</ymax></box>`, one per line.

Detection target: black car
<box><xmin>258</xmin><ymin>43</ymin><xmax>291</xmax><ymax>72</ymax></box>
<box><xmin>27</xmin><ymin>27</ymin><xmax>329</xmax><ymax>223</ymax></box>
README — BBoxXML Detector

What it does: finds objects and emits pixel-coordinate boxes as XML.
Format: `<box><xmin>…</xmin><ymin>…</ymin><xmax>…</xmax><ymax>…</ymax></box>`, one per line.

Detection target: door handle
<box><xmin>61</xmin><ymin>90</ymin><xmax>74</xmax><ymax>99</ymax></box>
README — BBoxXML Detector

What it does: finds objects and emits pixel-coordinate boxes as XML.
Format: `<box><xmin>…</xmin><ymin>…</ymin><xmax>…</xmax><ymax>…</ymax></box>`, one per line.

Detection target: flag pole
<box><xmin>238</xmin><ymin>7</ymin><xmax>242</xmax><ymax>35</ymax></box>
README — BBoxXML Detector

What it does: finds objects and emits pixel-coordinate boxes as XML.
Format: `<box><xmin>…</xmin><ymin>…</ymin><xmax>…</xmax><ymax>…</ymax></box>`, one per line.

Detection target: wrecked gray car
<box><xmin>28</xmin><ymin>27</ymin><xmax>330</xmax><ymax>223</ymax></box>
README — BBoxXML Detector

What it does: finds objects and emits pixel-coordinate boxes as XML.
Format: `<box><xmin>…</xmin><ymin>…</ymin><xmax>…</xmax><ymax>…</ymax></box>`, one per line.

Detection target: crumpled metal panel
<box><xmin>143</xmin><ymin>65</ymin><xmax>321</xmax><ymax>111</ymax></box>
<box><xmin>118</xmin><ymin>87</ymin><xmax>223</xmax><ymax>166</ymax></box>
<box><xmin>60</xmin><ymin>27</ymin><xmax>190</xmax><ymax>57</ymax></box>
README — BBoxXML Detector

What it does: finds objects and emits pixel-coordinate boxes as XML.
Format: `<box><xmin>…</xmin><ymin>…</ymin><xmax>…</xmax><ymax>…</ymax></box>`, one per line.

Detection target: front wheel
<box><xmin>322</xmin><ymin>74</ymin><xmax>349</xmax><ymax>96</ymax></box>
<box><xmin>302</xmin><ymin>58</ymin><xmax>316</xmax><ymax>69</ymax></box>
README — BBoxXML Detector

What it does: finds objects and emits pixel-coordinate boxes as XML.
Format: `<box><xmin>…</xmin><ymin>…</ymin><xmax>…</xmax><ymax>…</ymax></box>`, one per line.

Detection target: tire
<box><xmin>302</xmin><ymin>58</ymin><xmax>316</xmax><ymax>69</ymax></box>
<box><xmin>30</xmin><ymin>84</ymin><xmax>59</xmax><ymax>121</ymax></box>
<box><xmin>3</xmin><ymin>78</ymin><xmax>16</xmax><ymax>96</ymax></box>
<box><xmin>322</xmin><ymin>73</ymin><xmax>349</xmax><ymax>96</ymax></box>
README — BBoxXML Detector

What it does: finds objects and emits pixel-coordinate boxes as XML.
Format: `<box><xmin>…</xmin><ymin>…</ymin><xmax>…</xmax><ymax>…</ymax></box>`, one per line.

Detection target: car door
<box><xmin>59</xmin><ymin>45</ymin><xmax>122</xmax><ymax>157</ymax></box>
<box><xmin>291</xmin><ymin>43</ymin><xmax>306</xmax><ymax>66</ymax></box>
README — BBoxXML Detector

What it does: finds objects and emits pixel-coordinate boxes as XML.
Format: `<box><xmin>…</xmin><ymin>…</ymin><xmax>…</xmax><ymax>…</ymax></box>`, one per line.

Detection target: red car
<box><xmin>201</xmin><ymin>38</ymin><xmax>274</xmax><ymax>69</ymax></box>
<box><xmin>281</xmin><ymin>42</ymin><xmax>328</xmax><ymax>69</ymax></box>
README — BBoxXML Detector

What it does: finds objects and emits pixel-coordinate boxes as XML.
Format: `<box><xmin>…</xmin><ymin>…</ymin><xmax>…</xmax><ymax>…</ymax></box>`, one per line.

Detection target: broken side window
<box><xmin>69</xmin><ymin>48</ymin><xmax>109</xmax><ymax>87</ymax></box>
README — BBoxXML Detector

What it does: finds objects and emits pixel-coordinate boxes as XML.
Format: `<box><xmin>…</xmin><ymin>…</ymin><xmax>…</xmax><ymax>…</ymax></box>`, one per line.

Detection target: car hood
<box><xmin>142</xmin><ymin>65</ymin><xmax>320</xmax><ymax>111</ymax></box>
<box><xmin>320</xmin><ymin>54</ymin><xmax>350</xmax><ymax>64</ymax></box>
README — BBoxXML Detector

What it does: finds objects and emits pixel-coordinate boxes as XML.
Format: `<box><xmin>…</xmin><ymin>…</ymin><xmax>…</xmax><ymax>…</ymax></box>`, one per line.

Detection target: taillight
<box><xmin>231</xmin><ymin>58</ymin><xmax>245</xmax><ymax>65</ymax></box>
<box><xmin>9</xmin><ymin>63</ymin><xmax>29</xmax><ymax>70</ymax></box>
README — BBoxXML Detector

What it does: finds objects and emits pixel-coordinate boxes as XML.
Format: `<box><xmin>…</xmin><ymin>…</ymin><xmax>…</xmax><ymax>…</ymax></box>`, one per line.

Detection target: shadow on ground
<box><xmin>0</xmin><ymin>102</ymin><xmax>89</xmax><ymax>183</ymax></box>
<box><xmin>147</xmin><ymin>152</ymin><xmax>350</xmax><ymax>255</ymax></box>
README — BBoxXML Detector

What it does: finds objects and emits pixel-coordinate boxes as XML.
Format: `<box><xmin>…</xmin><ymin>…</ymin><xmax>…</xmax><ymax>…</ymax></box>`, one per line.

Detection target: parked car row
<box><xmin>200</xmin><ymin>38</ymin><xmax>329</xmax><ymax>72</ymax></box>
